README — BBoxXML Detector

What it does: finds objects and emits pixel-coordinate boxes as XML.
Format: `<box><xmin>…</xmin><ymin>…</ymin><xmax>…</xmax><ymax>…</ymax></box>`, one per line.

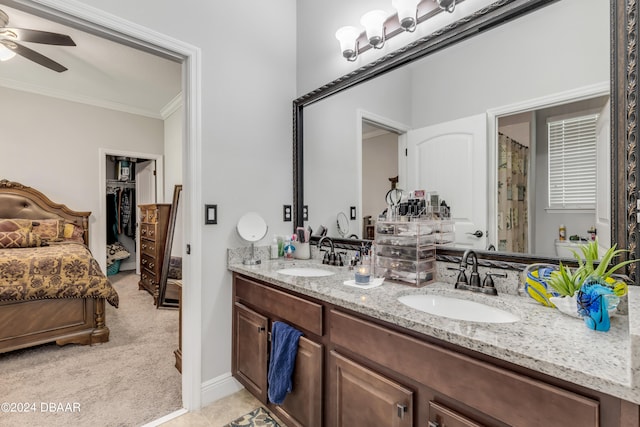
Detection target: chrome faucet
<box><xmin>318</xmin><ymin>236</ymin><xmax>344</xmax><ymax>266</ymax></box>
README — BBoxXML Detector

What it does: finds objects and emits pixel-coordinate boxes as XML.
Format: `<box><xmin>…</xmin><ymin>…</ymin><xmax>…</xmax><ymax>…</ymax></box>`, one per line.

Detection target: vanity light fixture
<box><xmin>435</xmin><ymin>0</ymin><xmax>456</xmax><ymax>13</ymax></box>
<box><xmin>392</xmin><ymin>0</ymin><xmax>420</xmax><ymax>32</ymax></box>
<box><xmin>360</xmin><ymin>10</ymin><xmax>388</xmax><ymax>49</ymax></box>
<box><xmin>0</xmin><ymin>43</ymin><xmax>16</xmax><ymax>61</ymax></box>
<box><xmin>335</xmin><ymin>26</ymin><xmax>361</xmax><ymax>62</ymax></box>
<box><xmin>335</xmin><ymin>0</ymin><xmax>459</xmax><ymax>62</ymax></box>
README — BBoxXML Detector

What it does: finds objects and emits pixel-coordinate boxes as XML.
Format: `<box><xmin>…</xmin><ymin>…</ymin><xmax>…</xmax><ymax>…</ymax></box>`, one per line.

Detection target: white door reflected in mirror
<box><xmin>237</xmin><ymin>212</ymin><xmax>268</xmax><ymax>265</ymax></box>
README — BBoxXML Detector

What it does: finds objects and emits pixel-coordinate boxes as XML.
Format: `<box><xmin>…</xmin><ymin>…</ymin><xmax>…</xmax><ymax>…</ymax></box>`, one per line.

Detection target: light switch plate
<box><xmin>205</xmin><ymin>204</ymin><xmax>217</xmax><ymax>224</ymax></box>
<box><xmin>350</xmin><ymin>206</ymin><xmax>356</xmax><ymax>220</ymax></box>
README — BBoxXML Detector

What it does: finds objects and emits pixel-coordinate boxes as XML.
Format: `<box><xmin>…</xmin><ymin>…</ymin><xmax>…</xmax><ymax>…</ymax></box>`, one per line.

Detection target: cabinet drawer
<box><xmin>140</xmin><ymin>254</ymin><xmax>158</xmax><ymax>273</ymax></box>
<box><xmin>140</xmin><ymin>223</ymin><xmax>158</xmax><ymax>240</ymax></box>
<box><xmin>234</xmin><ymin>275</ymin><xmax>323</xmax><ymax>336</ymax></box>
<box><xmin>140</xmin><ymin>239</ymin><xmax>157</xmax><ymax>256</ymax></box>
<box><xmin>330</xmin><ymin>310</ymin><xmax>599</xmax><ymax>427</ymax></box>
<box><xmin>140</xmin><ymin>270</ymin><xmax>157</xmax><ymax>290</ymax></box>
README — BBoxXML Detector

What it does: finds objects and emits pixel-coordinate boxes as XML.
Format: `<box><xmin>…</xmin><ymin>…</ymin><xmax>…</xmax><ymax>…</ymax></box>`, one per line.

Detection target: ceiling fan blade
<box><xmin>1</xmin><ymin>40</ymin><xmax>67</xmax><ymax>72</ymax></box>
<box><xmin>0</xmin><ymin>27</ymin><xmax>75</xmax><ymax>46</ymax></box>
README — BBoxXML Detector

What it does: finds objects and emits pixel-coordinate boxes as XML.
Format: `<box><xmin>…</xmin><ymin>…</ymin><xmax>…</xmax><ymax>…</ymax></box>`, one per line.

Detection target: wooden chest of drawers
<box><xmin>138</xmin><ymin>203</ymin><xmax>171</xmax><ymax>305</ymax></box>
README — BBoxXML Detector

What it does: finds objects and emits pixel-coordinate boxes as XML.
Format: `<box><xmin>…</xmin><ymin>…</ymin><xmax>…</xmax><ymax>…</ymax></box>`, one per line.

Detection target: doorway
<box><xmin>101</xmin><ymin>151</ymin><xmax>164</xmax><ymax>275</ymax></box>
<box><xmin>358</xmin><ymin>111</ymin><xmax>410</xmax><ymax>240</ymax></box>
<box><xmin>16</xmin><ymin>0</ymin><xmax>201</xmax><ymax>415</ymax></box>
<box><xmin>488</xmin><ymin>84</ymin><xmax>609</xmax><ymax>257</ymax></box>
<box><xmin>361</xmin><ymin>120</ymin><xmax>400</xmax><ymax>239</ymax></box>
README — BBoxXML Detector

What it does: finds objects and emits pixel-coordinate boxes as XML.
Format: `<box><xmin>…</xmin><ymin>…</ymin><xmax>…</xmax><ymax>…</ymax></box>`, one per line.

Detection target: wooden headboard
<box><xmin>0</xmin><ymin>179</ymin><xmax>91</xmax><ymax>245</ymax></box>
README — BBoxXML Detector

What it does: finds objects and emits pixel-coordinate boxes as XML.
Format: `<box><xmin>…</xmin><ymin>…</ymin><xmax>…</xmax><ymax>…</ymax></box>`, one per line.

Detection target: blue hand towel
<box><xmin>267</xmin><ymin>321</ymin><xmax>303</xmax><ymax>404</ymax></box>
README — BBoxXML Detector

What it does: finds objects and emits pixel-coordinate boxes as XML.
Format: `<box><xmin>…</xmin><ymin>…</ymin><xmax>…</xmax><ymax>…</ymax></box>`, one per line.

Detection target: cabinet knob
<box><xmin>396</xmin><ymin>403</ymin><xmax>407</xmax><ymax>419</ymax></box>
<box><xmin>428</xmin><ymin>421</ymin><xmax>440</xmax><ymax>427</ymax></box>
<box><xmin>257</xmin><ymin>326</ymin><xmax>265</xmax><ymax>333</ymax></box>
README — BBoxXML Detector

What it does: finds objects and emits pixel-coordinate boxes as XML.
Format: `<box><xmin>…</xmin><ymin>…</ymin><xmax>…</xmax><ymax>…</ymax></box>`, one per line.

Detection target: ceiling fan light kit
<box><xmin>0</xmin><ymin>8</ymin><xmax>76</xmax><ymax>72</ymax></box>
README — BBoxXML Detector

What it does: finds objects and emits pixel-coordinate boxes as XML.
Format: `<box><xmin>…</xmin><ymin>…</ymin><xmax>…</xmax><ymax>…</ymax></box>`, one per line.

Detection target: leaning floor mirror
<box><xmin>157</xmin><ymin>184</ymin><xmax>182</xmax><ymax>309</ymax></box>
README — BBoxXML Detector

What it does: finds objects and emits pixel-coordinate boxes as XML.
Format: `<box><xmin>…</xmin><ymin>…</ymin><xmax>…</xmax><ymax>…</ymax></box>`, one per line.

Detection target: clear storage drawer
<box><xmin>375</xmin><ymin>256</ymin><xmax>436</xmax><ymax>287</ymax></box>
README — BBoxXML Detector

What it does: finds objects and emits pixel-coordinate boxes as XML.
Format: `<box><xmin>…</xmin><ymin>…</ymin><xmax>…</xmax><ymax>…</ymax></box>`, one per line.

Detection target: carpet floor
<box><xmin>0</xmin><ymin>270</ymin><xmax>182</xmax><ymax>427</ymax></box>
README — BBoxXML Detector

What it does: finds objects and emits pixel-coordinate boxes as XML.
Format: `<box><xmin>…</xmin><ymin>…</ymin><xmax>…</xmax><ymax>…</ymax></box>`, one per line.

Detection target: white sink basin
<box><xmin>276</xmin><ymin>267</ymin><xmax>335</xmax><ymax>277</ymax></box>
<box><xmin>398</xmin><ymin>294</ymin><xmax>520</xmax><ymax>323</ymax></box>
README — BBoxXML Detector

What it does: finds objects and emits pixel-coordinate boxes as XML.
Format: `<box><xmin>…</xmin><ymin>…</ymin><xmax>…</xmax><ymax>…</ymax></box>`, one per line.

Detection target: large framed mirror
<box><xmin>293</xmin><ymin>0</ymin><xmax>638</xmax><ymax>283</ymax></box>
<box><xmin>158</xmin><ymin>184</ymin><xmax>182</xmax><ymax>309</ymax></box>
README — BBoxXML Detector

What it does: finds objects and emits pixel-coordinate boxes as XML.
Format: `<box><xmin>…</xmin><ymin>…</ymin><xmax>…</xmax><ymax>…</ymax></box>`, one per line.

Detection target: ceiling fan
<box><xmin>0</xmin><ymin>8</ymin><xmax>75</xmax><ymax>73</ymax></box>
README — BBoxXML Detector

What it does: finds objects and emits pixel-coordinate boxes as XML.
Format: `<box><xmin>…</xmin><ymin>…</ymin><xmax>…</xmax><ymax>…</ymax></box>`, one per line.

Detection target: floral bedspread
<box><xmin>0</xmin><ymin>242</ymin><xmax>119</xmax><ymax>307</ymax></box>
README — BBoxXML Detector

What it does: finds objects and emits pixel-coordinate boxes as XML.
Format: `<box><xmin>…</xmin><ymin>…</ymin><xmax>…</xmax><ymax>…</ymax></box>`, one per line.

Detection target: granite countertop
<box><xmin>228</xmin><ymin>257</ymin><xmax>640</xmax><ymax>404</ymax></box>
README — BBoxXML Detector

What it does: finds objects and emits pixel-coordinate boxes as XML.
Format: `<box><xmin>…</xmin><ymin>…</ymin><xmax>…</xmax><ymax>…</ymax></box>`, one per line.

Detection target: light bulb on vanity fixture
<box><xmin>335</xmin><ymin>0</ymin><xmax>457</xmax><ymax>62</ymax></box>
<box><xmin>335</xmin><ymin>26</ymin><xmax>360</xmax><ymax>62</ymax></box>
<box><xmin>0</xmin><ymin>43</ymin><xmax>16</xmax><ymax>61</ymax></box>
<box><xmin>360</xmin><ymin>10</ymin><xmax>387</xmax><ymax>49</ymax></box>
<box><xmin>435</xmin><ymin>0</ymin><xmax>456</xmax><ymax>13</ymax></box>
<box><xmin>392</xmin><ymin>0</ymin><xmax>420</xmax><ymax>32</ymax></box>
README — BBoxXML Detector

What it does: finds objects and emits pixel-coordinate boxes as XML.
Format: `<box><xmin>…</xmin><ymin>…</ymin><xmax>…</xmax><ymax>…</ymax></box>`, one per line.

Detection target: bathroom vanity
<box><xmin>229</xmin><ymin>258</ymin><xmax>640</xmax><ymax>427</ymax></box>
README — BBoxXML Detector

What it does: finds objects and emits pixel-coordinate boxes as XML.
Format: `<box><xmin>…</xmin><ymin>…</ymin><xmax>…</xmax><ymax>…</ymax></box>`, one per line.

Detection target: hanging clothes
<box><xmin>106</xmin><ymin>190</ymin><xmax>120</xmax><ymax>244</ymax></box>
<box><xmin>121</xmin><ymin>187</ymin><xmax>136</xmax><ymax>238</ymax></box>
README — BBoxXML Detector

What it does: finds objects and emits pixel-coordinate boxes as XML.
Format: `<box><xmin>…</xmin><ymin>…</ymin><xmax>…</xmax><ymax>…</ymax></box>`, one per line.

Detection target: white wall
<box><xmin>164</xmin><ymin>103</ymin><xmax>183</xmax><ymax>256</ymax></box>
<box><xmin>409</xmin><ymin>0</ymin><xmax>608</xmax><ymax>127</ymax></box>
<box><xmin>304</xmin><ymin>68</ymin><xmax>412</xmax><ymax>236</ymax></box>
<box><xmin>164</xmin><ymin>104</ymin><xmax>183</xmax><ymax>203</ymax></box>
<box><xmin>74</xmin><ymin>0</ymin><xmax>297</xmax><ymax>391</ymax></box>
<box><xmin>0</xmin><ymin>86</ymin><xmax>164</xmax><ymax>263</ymax></box>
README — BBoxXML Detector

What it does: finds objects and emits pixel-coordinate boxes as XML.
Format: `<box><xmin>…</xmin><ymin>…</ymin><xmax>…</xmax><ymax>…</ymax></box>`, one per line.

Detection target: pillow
<box><xmin>0</xmin><ymin>218</ymin><xmax>33</xmax><ymax>232</ymax></box>
<box><xmin>0</xmin><ymin>231</ymin><xmax>42</xmax><ymax>248</ymax></box>
<box><xmin>32</xmin><ymin>219</ymin><xmax>63</xmax><ymax>242</ymax></box>
<box><xmin>107</xmin><ymin>242</ymin><xmax>130</xmax><ymax>265</ymax></box>
<box><xmin>63</xmin><ymin>222</ymin><xmax>85</xmax><ymax>243</ymax></box>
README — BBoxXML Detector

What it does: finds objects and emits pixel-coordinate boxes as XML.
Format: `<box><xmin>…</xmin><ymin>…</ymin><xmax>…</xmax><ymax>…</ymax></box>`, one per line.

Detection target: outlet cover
<box><xmin>283</xmin><ymin>205</ymin><xmax>292</xmax><ymax>222</ymax></box>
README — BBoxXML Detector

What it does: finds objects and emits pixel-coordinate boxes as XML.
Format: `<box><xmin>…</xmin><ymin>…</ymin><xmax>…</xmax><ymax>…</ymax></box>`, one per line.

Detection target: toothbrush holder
<box><xmin>293</xmin><ymin>242</ymin><xmax>310</xmax><ymax>259</ymax></box>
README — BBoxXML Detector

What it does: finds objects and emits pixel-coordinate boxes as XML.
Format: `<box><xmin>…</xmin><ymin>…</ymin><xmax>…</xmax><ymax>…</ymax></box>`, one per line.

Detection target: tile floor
<box><xmin>161</xmin><ymin>389</ymin><xmax>283</xmax><ymax>427</ymax></box>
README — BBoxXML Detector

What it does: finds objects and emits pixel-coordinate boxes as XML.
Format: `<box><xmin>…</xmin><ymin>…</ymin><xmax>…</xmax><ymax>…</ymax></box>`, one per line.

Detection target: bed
<box><xmin>0</xmin><ymin>179</ymin><xmax>119</xmax><ymax>353</ymax></box>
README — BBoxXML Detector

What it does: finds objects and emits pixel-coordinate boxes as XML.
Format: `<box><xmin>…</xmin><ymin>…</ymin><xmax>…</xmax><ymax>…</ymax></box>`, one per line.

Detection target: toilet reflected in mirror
<box><xmin>237</xmin><ymin>212</ymin><xmax>268</xmax><ymax>265</ymax></box>
<box><xmin>554</xmin><ymin>239</ymin><xmax>603</xmax><ymax>260</ymax></box>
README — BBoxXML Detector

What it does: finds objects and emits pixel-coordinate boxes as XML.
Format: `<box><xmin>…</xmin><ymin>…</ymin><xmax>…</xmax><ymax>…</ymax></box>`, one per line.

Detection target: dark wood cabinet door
<box><xmin>330</xmin><ymin>351</ymin><xmax>413</xmax><ymax>427</ymax></box>
<box><xmin>233</xmin><ymin>302</ymin><xmax>268</xmax><ymax>402</ymax></box>
<box><xmin>272</xmin><ymin>336</ymin><xmax>323</xmax><ymax>427</ymax></box>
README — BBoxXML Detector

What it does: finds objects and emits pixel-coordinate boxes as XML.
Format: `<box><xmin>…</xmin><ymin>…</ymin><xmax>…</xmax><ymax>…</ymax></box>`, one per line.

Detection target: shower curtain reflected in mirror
<box><xmin>497</xmin><ymin>133</ymin><xmax>529</xmax><ymax>253</ymax></box>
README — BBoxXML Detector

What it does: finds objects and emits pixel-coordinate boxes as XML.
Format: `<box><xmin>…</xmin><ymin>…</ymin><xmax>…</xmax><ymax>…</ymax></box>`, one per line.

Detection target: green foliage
<box><xmin>547</xmin><ymin>241</ymin><xmax>636</xmax><ymax>297</ymax></box>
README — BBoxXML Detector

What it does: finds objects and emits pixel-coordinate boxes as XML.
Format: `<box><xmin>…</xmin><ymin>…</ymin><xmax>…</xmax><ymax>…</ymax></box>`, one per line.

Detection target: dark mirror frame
<box><xmin>293</xmin><ymin>0</ymin><xmax>638</xmax><ymax>283</ymax></box>
<box><xmin>158</xmin><ymin>184</ymin><xmax>182</xmax><ymax>308</ymax></box>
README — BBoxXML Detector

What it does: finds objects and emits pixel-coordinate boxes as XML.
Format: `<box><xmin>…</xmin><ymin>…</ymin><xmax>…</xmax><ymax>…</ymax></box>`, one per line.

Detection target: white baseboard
<box><xmin>200</xmin><ymin>372</ymin><xmax>245</xmax><ymax>407</ymax></box>
<box><xmin>142</xmin><ymin>408</ymin><xmax>189</xmax><ymax>427</ymax></box>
